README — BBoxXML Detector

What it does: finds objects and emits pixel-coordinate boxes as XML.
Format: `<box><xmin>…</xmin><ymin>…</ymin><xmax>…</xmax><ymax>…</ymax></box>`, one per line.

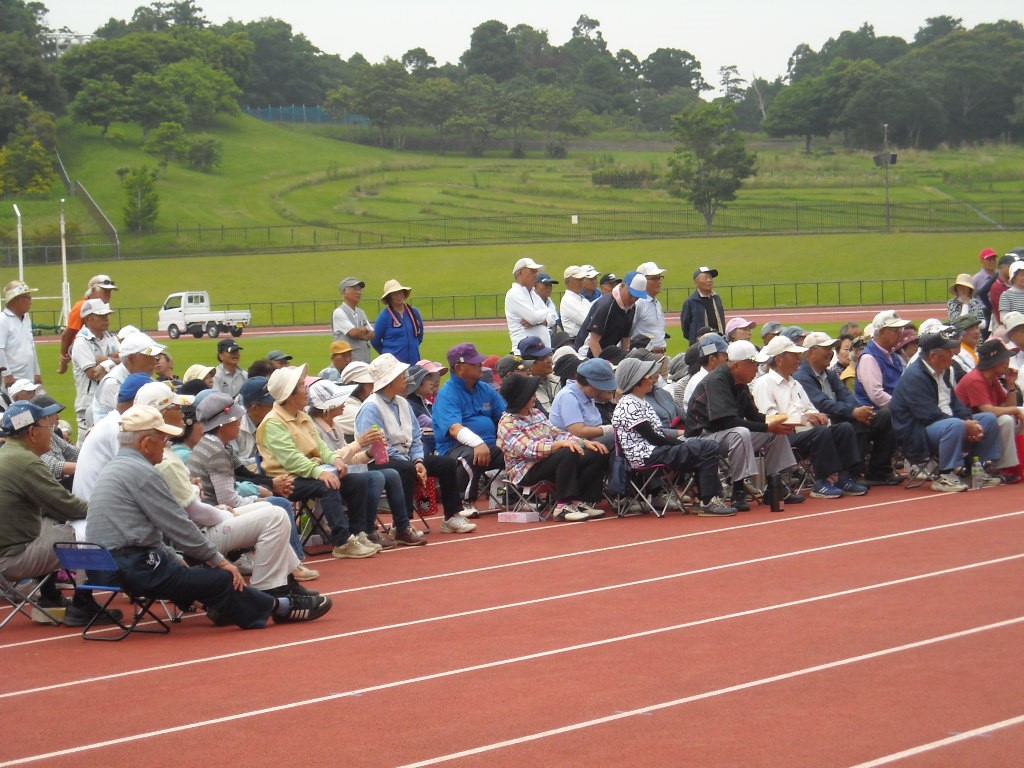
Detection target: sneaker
<box><xmin>393</xmin><ymin>527</ymin><xmax>428</xmax><ymax>546</ymax></box>
<box><xmin>291</xmin><ymin>565</ymin><xmax>319</xmax><ymax>582</ymax></box>
<box><xmin>977</xmin><ymin>472</ymin><xmax>1003</xmax><ymax>488</ymax></box>
<box><xmin>272</xmin><ymin>594</ymin><xmax>333</xmax><ymax>623</ymax></box>
<box><xmin>553</xmin><ymin>503</ymin><xmax>589</xmax><ymax>522</ymax></box>
<box><xmin>864</xmin><ymin>474</ymin><xmax>904</xmax><ymax>486</ymax></box>
<box><xmin>363</xmin><ymin>530</ymin><xmax>396</xmax><ymax>550</ymax></box>
<box><xmin>331</xmin><ymin>535</ymin><xmax>378</xmax><ymax>559</ymax></box>
<box><xmin>573</xmin><ymin>502</ymin><xmax>605</xmax><ymax>519</ymax></box>
<box><xmin>930</xmin><ymin>473</ymin><xmax>968</xmax><ymax>493</ymax></box>
<box><xmin>731</xmin><ymin>489</ymin><xmax>750</xmax><ymax>512</ymax></box>
<box><xmin>441</xmin><ymin>515</ymin><xmax>477</xmax><ymax>534</ymax></box>
<box><xmin>458</xmin><ymin>502</ymin><xmax>480</xmax><ymax>519</ymax></box>
<box><xmin>231</xmin><ymin>552</ymin><xmax>254</xmax><ymax>576</ymax></box>
<box><xmin>838</xmin><ymin>478</ymin><xmax>869</xmax><ymax>496</ymax></box>
<box><xmin>63</xmin><ymin>601</ymin><xmax>125</xmax><ymax>627</ymax></box>
<box><xmin>810</xmin><ymin>480</ymin><xmax>844</xmax><ymax>499</ymax></box>
<box><xmin>266</xmin><ymin>577</ymin><xmax>320</xmax><ymax>599</ymax></box>
<box><xmin>652</xmin><ymin>492</ymin><xmax>682</xmax><ymax>511</ymax></box>
<box><xmin>696</xmin><ymin>497</ymin><xmax>737</xmax><ymax>516</ymax></box>
<box><xmin>997</xmin><ymin>471</ymin><xmax>1022</xmax><ymax>485</ymax></box>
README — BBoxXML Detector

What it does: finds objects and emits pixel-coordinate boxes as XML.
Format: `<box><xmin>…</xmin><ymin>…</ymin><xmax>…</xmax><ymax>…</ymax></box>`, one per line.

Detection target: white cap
<box><xmin>563</xmin><ymin>265</ymin><xmax>587</xmax><ymax>280</ymax></box>
<box><xmin>8</xmin><ymin>379</ymin><xmax>40</xmax><ymax>398</ymax></box>
<box><xmin>120</xmin><ymin>404</ymin><xmax>183</xmax><ymax>436</ymax></box>
<box><xmin>1010</xmin><ymin>262</ymin><xmax>1024</xmax><ymax>280</ymax></box>
<box><xmin>81</xmin><ymin>298</ymin><xmax>113</xmax><ymax>318</ymax></box>
<box><xmin>513</xmin><ymin>257</ymin><xmax>544</xmax><ymax>275</ymax></box>
<box><xmin>872</xmin><ymin>309</ymin><xmax>911</xmax><ymax>330</ymax></box>
<box><xmin>120</xmin><ymin>332</ymin><xmax>165</xmax><ymax>357</ymax></box>
<box><xmin>579</xmin><ymin>264</ymin><xmax>599</xmax><ymax>278</ymax></box>
<box><xmin>802</xmin><ymin>331</ymin><xmax>838</xmax><ymax>348</ymax></box>
<box><xmin>1002</xmin><ymin>311</ymin><xmax>1024</xmax><ymax>332</ymax></box>
<box><xmin>754</xmin><ymin>335</ymin><xmax>808</xmax><ymax>363</ymax></box>
<box><xmin>726</xmin><ymin>340</ymin><xmax>759</xmax><ymax>363</ymax></box>
<box><xmin>636</xmin><ymin>261</ymin><xmax>667</xmax><ymax>276</ymax></box>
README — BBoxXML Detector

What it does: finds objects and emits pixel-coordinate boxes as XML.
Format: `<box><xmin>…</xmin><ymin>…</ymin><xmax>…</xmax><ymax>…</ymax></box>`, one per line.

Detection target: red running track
<box><xmin>2</xmin><ymin>483</ymin><xmax>1023</xmax><ymax>766</ymax></box>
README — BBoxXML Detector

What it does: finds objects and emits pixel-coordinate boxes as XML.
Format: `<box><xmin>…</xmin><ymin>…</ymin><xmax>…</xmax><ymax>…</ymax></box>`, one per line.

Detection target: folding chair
<box><xmin>0</xmin><ymin>572</ymin><xmax>62</xmax><ymax>629</ymax></box>
<box><xmin>501</xmin><ymin>478</ymin><xmax>557</xmax><ymax>520</ymax></box>
<box><xmin>625</xmin><ymin>463</ymin><xmax>694</xmax><ymax>518</ymax></box>
<box><xmin>52</xmin><ymin>543</ymin><xmax>172</xmax><ymax>642</ymax></box>
<box><xmin>294</xmin><ymin>498</ymin><xmax>333</xmax><ymax>555</ymax></box>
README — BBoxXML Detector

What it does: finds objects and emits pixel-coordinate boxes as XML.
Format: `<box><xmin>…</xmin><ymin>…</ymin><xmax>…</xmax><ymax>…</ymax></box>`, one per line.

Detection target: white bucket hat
<box><xmin>369</xmin><ymin>353</ymin><xmax>410</xmax><ymax>393</ymax></box>
<box><xmin>267</xmin><ymin>363</ymin><xmax>308</xmax><ymax>403</ymax></box>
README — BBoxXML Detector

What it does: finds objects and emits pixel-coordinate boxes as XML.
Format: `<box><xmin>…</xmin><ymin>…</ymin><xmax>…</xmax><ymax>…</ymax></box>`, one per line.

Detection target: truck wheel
<box><xmin>206</xmin><ymin>322</ymin><xmax>220</xmax><ymax>338</ymax></box>
<box><xmin>167</xmin><ymin>325</ymin><xmax>180</xmax><ymax>340</ymax></box>
<box><xmin>191</xmin><ymin>325</ymin><xmax>204</xmax><ymax>338</ymax></box>
<box><xmin>230</xmin><ymin>328</ymin><xmax>243</xmax><ymax>337</ymax></box>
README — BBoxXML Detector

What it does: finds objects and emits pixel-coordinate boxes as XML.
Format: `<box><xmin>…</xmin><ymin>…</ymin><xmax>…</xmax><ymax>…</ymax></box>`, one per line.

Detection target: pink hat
<box><xmin>416</xmin><ymin>359</ymin><xmax>449</xmax><ymax>376</ymax></box>
<box><xmin>725</xmin><ymin>316</ymin><xmax>756</xmax><ymax>336</ymax></box>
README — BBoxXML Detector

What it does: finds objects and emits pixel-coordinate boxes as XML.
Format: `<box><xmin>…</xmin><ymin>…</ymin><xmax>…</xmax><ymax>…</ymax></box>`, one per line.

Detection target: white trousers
<box><xmin>203</xmin><ymin>502</ymin><xmax>299</xmax><ymax>592</ymax></box>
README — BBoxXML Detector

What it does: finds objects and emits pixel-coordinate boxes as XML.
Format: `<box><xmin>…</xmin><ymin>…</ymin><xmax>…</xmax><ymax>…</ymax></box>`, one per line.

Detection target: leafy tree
<box><xmin>667</xmin><ymin>101</ymin><xmax>756</xmax><ymax>232</ymax></box>
<box><xmin>531</xmin><ymin>84</ymin><xmax>583</xmax><ymax>140</ymax></box>
<box><xmin>121</xmin><ymin>165</ymin><xmax>159</xmax><ymax>232</ymax></box>
<box><xmin>509</xmin><ymin>24</ymin><xmax>554</xmax><ymax>81</ymax></box>
<box><xmin>762</xmin><ymin>73</ymin><xmax>831</xmax><ymax>151</ymax></box>
<box><xmin>574</xmin><ymin>53</ymin><xmax>634</xmax><ymax>115</ymax></box>
<box><xmin>718</xmin><ymin>65</ymin><xmax>746</xmax><ymax>103</ymax></box>
<box><xmin>615</xmin><ymin>49</ymin><xmax>642</xmax><ymax>88</ymax></box>
<box><xmin>95</xmin><ymin>1</ymin><xmax>207</xmax><ymax>37</ymax></box>
<box><xmin>0</xmin><ymin>91</ymin><xmax>33</xmax><ymax>146</ymax></box>
<box><xmin>914</xmin><ymin>16</ymin><xmax>963</xmax><ymax>46</ymax></box>
<box><xmin>461</xmin><ymin>20</ymin><xmax>518</xmax><ymax>82</ymax></box>
<box><xmin>734</xmin><ymin>76</ymin><xmax>784</xmax><ymax>131</ymax></box>
<box><xmin>327</xmin><ymin>59</ymin><xmax>411</xmax><ymax>147</ymax></box>
<box><xmin>409</xmin><ymin>76</ymin><xmax>460</xmax><ymax>152</ymax></box>
<box><xmin>143</xmin><ymin>120</ymin><xmax>186</xmax><ymax>170</ymax></box>
<box><xmin>448</xmin><ymin>75</ymin><xmax>500</xmax><ymax>156</ymax></box>
<box><xmin>0</xmin><ymin>0</ymin><xmax>44</xmax><ymax>37</ymax></box>
<box><xmin>637</xmin><ymin>86</ymin><xmax>700</xmax><ymax>131</ymax></box>
<box><xmin>0</xmin><ymin>31</ymin><xmax>65</xmax><ymax>112</ymax></box>
<box><xmin>0</xmin><ymin>112</ymin><xmax>59</xmax><ymax>196</ymax></box>
<box><xmin>571</xmin><ymin>15</ymin><xmax>605</xmax><ymax>48</ymax></box>
<box><xmin>641</xmin><ymin>48</ymin><xmax>708</xmax><ymax>94</ymax></box>
<box><xmin>126</xmin><ymin>72</ymin><xmax>189</xmax><ymax>138</ymax></box>
<box><xmin>154</xmin><ymin>57</ymin><xmax>241</xmax><ymax>126</ymax></box>
<box><xmin>839</xmin><ymin>67</ymin><xmax>946</xmax><ymax>149</ymax></box>
<box><xmin>184</xmin><ymin>134</ymin><xmax>222</xmax><ymax>172</ymax></box>
<box><xmin>401</xmin><ymin>47</ymin><xmax>436</xmax><ymax>76</ymax></box>
<box><xmin>68</xmin><ymin>76</ymin><xmax>127</xmax><ymax>135</ymax></box>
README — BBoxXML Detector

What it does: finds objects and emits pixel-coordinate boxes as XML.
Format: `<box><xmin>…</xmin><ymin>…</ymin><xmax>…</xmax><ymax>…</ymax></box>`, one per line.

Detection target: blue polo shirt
<box><xmin>549</xmin><ymin>380</ymin><xmax>601</xmax><ymax>431</ymax></box>
<box><xmin>432</xmin><ymin>375</ymin><xmax>506</xmax><ymax>454</ymax></box>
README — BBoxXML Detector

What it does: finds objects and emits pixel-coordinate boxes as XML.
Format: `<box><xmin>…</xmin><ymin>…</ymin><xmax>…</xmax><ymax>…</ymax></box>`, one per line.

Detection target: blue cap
<box><xmin>240</xmin><ymin>376</ymin><xmax>273</xmax><ymax>407</ymax></box>
<box><xmin>696</xmin><ymin>333</ymin><xmax>729</xmax><ymax>358</ymax></box>
<box><xmin>622</xmin><ymin>270</ymin><xmax>649</xmax><ymax>300</ymax></box>
<box><xmin>1</xmin><ymin>400</ymin><xmax>62</xmax><ymax>434</ymax></box>
<box><xmin>576</xmin><ymin>358</ymin><xmax>617</xmax><ymax>391</ymax></box>
<box><xmin>118</xmin><ymin>373</ymin><xmax>155</xmax><ymax>403</ymax></box>
<box><xmin>518</xmin><ymin>335</ymin><xmax>553</xmax><ymax>360</ymax></box>
<box><xmin>536</xmin><ymin>272</ymin><xmax>559</xmax><ymax>285</ymax></box>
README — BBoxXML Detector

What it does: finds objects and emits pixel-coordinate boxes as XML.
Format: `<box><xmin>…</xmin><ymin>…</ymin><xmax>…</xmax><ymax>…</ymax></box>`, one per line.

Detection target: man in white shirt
<box><xmin>631</xmin><ymin>261</ymin><xmax>668</xmax><ymax>354</ymax></box>
<box><xmin>332</xmin><ymin>277</ymin><xmax>374</xmax><ymax>363</ymax></box>
<box><xmin>91</xmin><ymin>331</ymin><xmax>164</xmax><ymax>427</ymax></box>
<box><xmin>752</xmin><ymin>336</ymin><xmax>867</xmax><ymax>499</ymax></box>
<box><xmin>504</xmin><ymin>257</ymin><xmax>552</xmax><ymax>352</ymax></box>
<box><xmin>560</xmin><ymin>265</ymin><xmax>592</xmax><ymax>339</ymax></box>
<box><xmin>0</xmin><ymin>280</ymin><xmax>42</xmax><ymax>395</ymax></box>
<box><xmin>534</xmin><ymin>272</ymin><xmax>561</xmax><ymax>335</ymax></box>
<box><xmin>70</xmin><ymin>299</ymin><xmax>119</xmax><ymax>432</ymax></box>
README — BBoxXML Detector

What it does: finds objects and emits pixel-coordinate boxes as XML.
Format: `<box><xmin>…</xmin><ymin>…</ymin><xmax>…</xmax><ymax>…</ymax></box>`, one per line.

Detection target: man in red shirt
<box><xmin>58</xmin><ymin>275</ymin><xmax>118</xmax><ymax>373</ymax></box>
<box><xmin>954</xmin><ymin>338</ymin><xmax>1023</xmax><ymax>482</ymax></box>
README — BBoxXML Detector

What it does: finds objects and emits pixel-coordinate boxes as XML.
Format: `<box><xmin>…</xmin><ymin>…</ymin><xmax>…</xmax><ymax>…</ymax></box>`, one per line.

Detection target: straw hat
<box><xmin>949</xmin><ymin>273</ymin><xmax>974</xmax><ymax>295</ymax></box>
<box><xmin>380</xmin><ymin>279</ymin><xmax>412</xmax><ymax>301</ymax></box>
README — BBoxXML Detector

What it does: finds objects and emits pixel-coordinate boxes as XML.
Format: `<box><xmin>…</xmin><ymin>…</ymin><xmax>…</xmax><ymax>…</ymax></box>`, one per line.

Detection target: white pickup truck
<box><xmin>157</xmin><ymin>291</ymin><xmax>252</xmax><ymax>339</ymax></box>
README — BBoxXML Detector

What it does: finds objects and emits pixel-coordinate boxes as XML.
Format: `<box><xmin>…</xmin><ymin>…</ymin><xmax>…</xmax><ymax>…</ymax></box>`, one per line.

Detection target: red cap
<box><xmin>980</xmin><ymin>248</ymin><xmax>999</xmax><ymax>260</ymax></box>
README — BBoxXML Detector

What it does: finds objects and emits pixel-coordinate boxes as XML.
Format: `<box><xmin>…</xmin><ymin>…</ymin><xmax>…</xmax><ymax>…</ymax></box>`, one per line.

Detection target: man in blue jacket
<box><xmin>890</xmin><ymin>329</ymin><xmax>1003</xmax><ymax>493</ymax></box>
<box><xmin>794</xmin><ymin>331</ymin><xmax>901</xmax><ymax>485</ymax></box>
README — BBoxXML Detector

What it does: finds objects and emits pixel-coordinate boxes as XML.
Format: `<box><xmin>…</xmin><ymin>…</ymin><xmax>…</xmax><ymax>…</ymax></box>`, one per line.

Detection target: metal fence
<box><xmin>242</xmin><ymin>106</ymin><xmax>368</xmax><ymax>125</ymax></box>
<box><xmin>24</xmin><ymin>276</ymin><xmax>957</xmax><ymax>332</ymax></box>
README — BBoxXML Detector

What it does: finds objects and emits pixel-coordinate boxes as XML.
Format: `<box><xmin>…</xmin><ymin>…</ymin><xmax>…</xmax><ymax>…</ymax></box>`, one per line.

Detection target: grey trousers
<box><xmin>706</xmin><ymin>427</ymin><xmax>796</xmax><ymax>482</ymax></box>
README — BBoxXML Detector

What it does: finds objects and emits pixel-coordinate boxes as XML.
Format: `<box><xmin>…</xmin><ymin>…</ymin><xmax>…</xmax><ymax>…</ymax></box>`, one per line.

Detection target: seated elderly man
<box><xmin>794</xmin><ymin>332</ymin><xmax>901</xmax><ymax>486</ymax></box>
<box><xmin>87</xmin><ymin>405</ymin><xmax>331</xmax><ymax>627</ymax></box>
<box><xmin>32</xmin><ymin>394</ymin><xmax>79</xmax><ymax>490</ymax></box>
<box><xmin>891</xmin><ymin>329</ymin><xmax>1003</xmax><ymax>493</ymax></box>
<box><xmin>855</xmin><ymin>310</ymin><xmax>911</xmax><ymax>409</ymax></box>
<box><xmin>549</xmin><ymin>357</ymin><xmax>617</xmax><ymax>448</ymax></box>
<box><xmin>318</xmin><ymin>340</ymin><xmax>354</xmax><ymax>383</ymax></box>
<box><xmin>753</xmin><ymin>335</ymin><xmax>868</xmax><ymax>499</ymax></box>
<box><xmin>0</xmin><ymin>401</ymin><xmax>122</xmax><ymax>627</ymax></box>
<box><xmin>518</xmin><ymin>335</ymin><xmax>559</xmax><ymax>413</ymax></box>
<box><xmin>953</xmin><ymin>338</ymin><xmax>1023</xmax><ymax>483</ymax></box>
<box><xmin>685</xmin><ymin>340</ymin><xmax>800</xmax><ymax>512</ymax></box>
<box><xmin>681</xmin><ymin>333</ymin><xmax>729</xmax><ymax>413</ymax></box>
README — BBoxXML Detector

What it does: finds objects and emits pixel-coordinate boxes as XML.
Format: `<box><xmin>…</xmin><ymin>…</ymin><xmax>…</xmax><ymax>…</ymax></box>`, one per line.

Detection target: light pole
<box><xmin>883</xmin><ymin>123</ymin><xmax>890</xmax><ymax>232</ymax></box>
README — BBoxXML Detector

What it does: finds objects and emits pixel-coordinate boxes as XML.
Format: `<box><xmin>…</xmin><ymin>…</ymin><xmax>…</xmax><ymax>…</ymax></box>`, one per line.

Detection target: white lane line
<box><xmin>849</xmin><ymin>714</ymin><xmax>1024</xmax><ymax>767</ymax></box>
<box><xmin>2</xmin><ymin>504</ymin><xmax>1021</xmax><ymax>656</ymax></box>
<box><xmin>4</xmin><ymin>581</ymin><xmax>1021</xmax><ymax>768</ymax></box>
<box><xmin>397</xmin><ymin>616</ymin><xmax>1024</xmax><ymax>768</ymax></box>
<box><xmin>0</xmin><ymin>493</ymin><xmax>947</xmax><ymax>649</ymax></box>
<box><xmin>0</xmin><ymin>529</ymin><xmax>1019</xmax><ymax>704</ymax></box>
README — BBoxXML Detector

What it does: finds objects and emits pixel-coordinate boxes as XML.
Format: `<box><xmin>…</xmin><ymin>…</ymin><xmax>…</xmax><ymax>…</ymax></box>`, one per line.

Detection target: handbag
<box><xmin>607</xmin><ymin>437</ymin><xmax>630</xmax><ymax>496</ymax></box>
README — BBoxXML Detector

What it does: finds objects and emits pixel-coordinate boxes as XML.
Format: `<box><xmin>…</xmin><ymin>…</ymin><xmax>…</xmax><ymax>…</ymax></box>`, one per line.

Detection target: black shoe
<box><xmin>784</xmin><ymin>493</ymin><xmax>806</xmax><ymax>504</ymax></box>
<box><xmin>63</xmin><ymin>602</ymin><xmax>124</xmax><ymax>627</ymax></box>
<box><xmin>272</xmin><ymin>594</ymin><xmax>333</xmax><ymax>623</ymax></box>
<box><xmin>731</xmin><ymin>489</ymin><xmax>750</xmax><ymax>512</ymax></box>
<box><xmin>864</xmin><ymin>474</ymin><xmax>904</xmax><ymax>486</ymax></box>
<box><xmin>266</xmin><ymin>577</ymin><xmax>320</xmax><ymax>599</ymax></box>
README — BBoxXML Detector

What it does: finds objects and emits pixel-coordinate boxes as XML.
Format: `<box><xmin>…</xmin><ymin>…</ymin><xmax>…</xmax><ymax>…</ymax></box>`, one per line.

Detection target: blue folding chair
<box><xmin>52</xmin><ymin>542</ymin><xmax>173</xmax><ymax>641</ymax></box>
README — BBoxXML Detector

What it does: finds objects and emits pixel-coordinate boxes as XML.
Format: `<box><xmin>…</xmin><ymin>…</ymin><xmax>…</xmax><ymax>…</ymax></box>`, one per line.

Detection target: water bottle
<box><xmin>370</xmin><ymin>425</ymin><xmax>390</xmax><ymax>465</ymax></box>
<box><xmin>767</xmin><ymin>473</ymin><xmax>785</xmax><ymax>512</ymax></box>
<box><xmin>970</xmin><ymin>456</ymin><xmax>985</xmax><ymax>490</ymax></box>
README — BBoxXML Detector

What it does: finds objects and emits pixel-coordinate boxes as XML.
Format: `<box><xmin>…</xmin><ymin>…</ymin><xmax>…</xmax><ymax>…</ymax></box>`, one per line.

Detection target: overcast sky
<box><xmin>42</xmin><ymin>1</ymin><xmax>1021</xmax><ymax>91</ymax></box>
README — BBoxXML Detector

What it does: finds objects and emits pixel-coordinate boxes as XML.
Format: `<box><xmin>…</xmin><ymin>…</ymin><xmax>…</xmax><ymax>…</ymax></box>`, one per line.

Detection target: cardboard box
<box><xmin>498</xmin><ymin>510</ymin><xmax>540</xmax><ymax>524</ymax></box>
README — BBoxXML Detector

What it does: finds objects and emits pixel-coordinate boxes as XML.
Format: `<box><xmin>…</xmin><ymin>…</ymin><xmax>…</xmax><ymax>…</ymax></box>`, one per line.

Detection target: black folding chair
<box><xmin>0</xmin><ymin>572</ymin><xmax>62</xmax><ymax>629</ymax></box>
<box><xmin>52</xmin><ymin>542</ymin><xmax>172</xmax><ymax>641</ymax></box>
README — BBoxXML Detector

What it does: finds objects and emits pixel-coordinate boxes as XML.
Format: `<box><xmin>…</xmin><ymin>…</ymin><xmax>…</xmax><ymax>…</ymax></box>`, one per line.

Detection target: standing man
<box><xmin>70</xmin><ymin>298</ymin><xmax>119</xmax><ymax>433</ymax></box>
<box><xmin>560</xmin><ymin>266</ymin><xmax>591</xmax><ymax>340</ymax></box>
<box><xmin>534</xmin><ymin>272</ymin><xmax>561</xmax><ymax>335</ymax></box>
<box><xmin>57</xmin><ymin>275</ymin><xmax>118</xmax><ymax>375</ymax></box>
<box><xmin>631</xmin><ymin>261</ymin><xmax>668</xmax><ymax>354</ymax></box>
<box><xmin>91</xmin><ymin>332</ymin><xmax>164</xmax><ymax>427</ymax></box>
<box><xmin>575</xmin><ymin>271</ymin><xmax>648</xmax><ymax>358</ymax></box>
<box><xmin>332</xmin><ymin>277</ymin><xmax>374</xmax><ymax>363</ymax></box>
<box><xmin>505</xmin><ymin>257</ymin><xmax>551</xmax><ymax>352</ymax></box>
<box><xmin>214</xmin><ymin>339</ymin><xmax>247</xmax><ymax>399</ymax></box>
<box><xmin>580</xmin><ymin>265</ymin><xmax>601</xmax><ymax>302</ymax></box>
<box><xmin>0</xmin><ymin>280</ymin><xmax>42</xmax><ymax>395</ymax></box>
<box><xmin>973</xmin><ymin>248</ymin><xmax>999</xmax><ymax>295</ymax></box>
<box><xmin>680</xmin><ymin>266</ymin><xmax>726</xmax><ymax>344</ymax></box>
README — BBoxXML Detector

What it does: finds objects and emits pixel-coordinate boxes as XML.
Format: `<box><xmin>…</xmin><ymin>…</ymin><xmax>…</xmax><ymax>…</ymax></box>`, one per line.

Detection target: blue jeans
<box><xmin>925</xmin><ymin>413</ymin><xmax>1000</xmax><ymax>471</ymax></box>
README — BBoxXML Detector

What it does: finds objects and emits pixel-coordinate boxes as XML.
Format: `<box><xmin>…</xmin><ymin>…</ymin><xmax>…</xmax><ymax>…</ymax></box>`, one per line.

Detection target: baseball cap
<box><xmin>339</xmin><ymin>277</ymin><xmax>365</xmax><ymax>290</ymax></box>
<box><xmin>513</xmin><ymin>257</ymin><xmax>544</xmax><ymax>275</ymax></box>
<box><xmin>696</xmin><ymin>333</ymin><xmax>729</xmax><ymax>358</ymax></box>
<box><xmin>416</xmin><ymin>359</ymin><xmax>449</xmax><ymax>376</ymax></box>
<box><xmin>579</xmin><ymin>264</ymin><xmax>599</xmax><ymax>278</ymax></box>
<box><xmin>725</xmin><ymin>317</ymin><xmax>755</xmax><ymax>336</ymax></box>
<box><xmin>2</xmin><ymin>400</ymin><xmax>63</xmax><ymax>434</ymax></box>
<box><xmin>563</xmin><ymin>265</ymin><xmax>587</xmax><ymax>280</ymax></box>
<box><xmin>81</xmin><ymin>299</ymin><xmax>114</xmax><ymax>318</ymax></box>
<box><xmin>802</xmin><ymin>331</ymin><xmax>839</xmax><ymax>348</ymax></box>
<box><xmin>537</xmin><ymin>272</ymin><xmax>558</xmax><ymax>285</ymax></box>
<box><xmin>755</xmin><ymin>335</ymin><xmax>808</xmax><ymax>363</ymax></box>
<box><xmin>576</xmin><ymin>358</ymin><xmax>616</xmax><ymax>391</ymax></box>
<box><xmin>8</xmin><ymin>379</ymin><xmax>40</xmax><ymax>398</ymax></box>
<box><xmin>120</xmin><ymin>404</ymin><xmax>183</xmax><ymax>436</ymax></box>
<box><xmin>267</xmin><ymin>349</ymin><xmax>292</xmax><ymax>362</ymax></box>
<box><xmin>726</xmin><ymin>340</ymin><xmax>759</xmax><ymax>363</ymax></box>
<box><xmin>599</xmin><ymin>273</ymin><xmax>621</xmax><ymax>286</ymax></box>
<box><xmin>90</xmin><ymin>275</ymin><xmax>118</xmax><ymax>290</ymax></box>
<box><xmin>135</xmin><ymin>381</ymin><xmax>191</xmax><ymax>411</ymax></box>
<box><xmin>636</xmin><ymin>261</ymin><xmax>666</xmax><ymax>276</ymax></box>
<box><xmin>919</xmin><ymin>327</ymin><xmax>961</xmax><ymax>353</ymax></box>
<box><xmin>240</xmin><ymin>376</ymin><xmax>274</xmax><ymax>407</ymax></box>
<box><xmin>998</xmin><ymin>254</ymin><xmax>1019</xmax><ymax>267</ymax></box>
<box><xmin>118</xmin><ymin>372</ymin><xmax>157</xmax><ymax>403</ymax></box>
<box><xmin>182</xmin><ymin>364</ymin><xmax>215</xmax><ymax>383</ymax></box>
<box><xmin>622</xmin><ymin>270</ymin><xmax>649</xmax><ymax>300</ymax></box>
<box><xmin>330</xmin><ymin>340</ymin><xmax>353</xmax><ymax>356</ymax></box>
<box><xmin>447</xmin><ymin>342</ymin><xmax>488</xmax><ymax>368</ymax></box>
<box><xmin>120</xmin><ymin>332</ymin><xmax>165</xmax><ymax>357</ymax></box>
<box><xmin>761</xmin><ymin>321</ymin><xmax>784</xmax><ymax>338</ymax></box>
<box><xmin>217</xmin><ymin>339</ymin><xmax>242</xmax><ymax>353</ymax></box>
<box><xmin>693</xmin><ymin>266</ymin><xmax>719</xmax><ymax>280</ymax></box>
<box><xmin>871</xmin><ymin>309</ymin><xmax>911</xmax><ymax>330</ymax></box>
<box><xmin>518</xmin><ymin>336</ymin><xmax>553</xmax><ymax>360</ymax></box>
<box><xmin>116</xmin><ymin>324</ymin><xmax>139</xmax><ymax>340</ymax></box>
<box><xmin>979</xmin><ymin>248</ymin><xmax>998</xmax><ymax>260</ymax></box>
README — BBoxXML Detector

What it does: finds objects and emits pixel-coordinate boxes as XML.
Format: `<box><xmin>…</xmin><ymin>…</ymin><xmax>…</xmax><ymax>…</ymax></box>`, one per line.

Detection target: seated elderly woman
<box><xmin>405</xmin><ymin>360</ymin><xmax>447</xmax><ymax>454</ymax></box>
<box><xmin>255</xmin><ymin>364</ymin><xmax>381</xmax><ymax>560</ymax></box>
<box><xmin>496</xmin><ymin>373</ymin><xmax>608</xmax><ymax>521</ymax></box>
<box><xmin>626</xmin><ymin>348</ymin><xmax>683</xmax><ymax>434</ymax></box>
<box><xmin>611</xmin><ymin>358</ymin><xmax>736</xmax><ymax>516</ymax></box>
<box><xmin>518</xmin><ymin>336</ymin><xmax>560</xmax><ymax>413</ymax></box>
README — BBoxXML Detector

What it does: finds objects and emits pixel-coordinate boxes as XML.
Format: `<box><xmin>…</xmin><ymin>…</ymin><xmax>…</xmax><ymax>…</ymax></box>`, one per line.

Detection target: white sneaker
<box><xmin>356</xmin><ymin>531</ymin><xmax>383</xmax><ymax>552</ymax></box>
<box><xmin>553</xmin><ymin>503</ymin><xmax>589</xmax><ymax>522</ymax></box>
<box><xmin>332</xmin><ymin>534</ymin><xmax>378</xmax><ymax>558</ymax></box>
<box><xmin>458</xmin><ymin>502</ymin><xmax>480</xmax><ymax>519</ymax></box>
<box><xmin>573</xmin><ymin>502</ymin><xmax>605</xmax><ymax>519</ymax></box>
<box><xmin>441</xmin><ymin>515</ymin><xmax>477</xmax><ymax>534</ymax></box>
<box><xmin>931</xmin><ymin>473</ymin><xmax>968</xmax><ymax>493</ymax></box>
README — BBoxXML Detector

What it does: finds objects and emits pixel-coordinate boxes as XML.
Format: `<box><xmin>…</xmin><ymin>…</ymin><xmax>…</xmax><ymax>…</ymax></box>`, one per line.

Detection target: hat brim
<box><xmin>372</xmin><ymin>361</ymin><xmax>410</xmax><ymax>392</ymax></box>
<box><xmin>201</xmin><ymin>402</ymin><xmax>247</xmax><ymax>430</ymax></box>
